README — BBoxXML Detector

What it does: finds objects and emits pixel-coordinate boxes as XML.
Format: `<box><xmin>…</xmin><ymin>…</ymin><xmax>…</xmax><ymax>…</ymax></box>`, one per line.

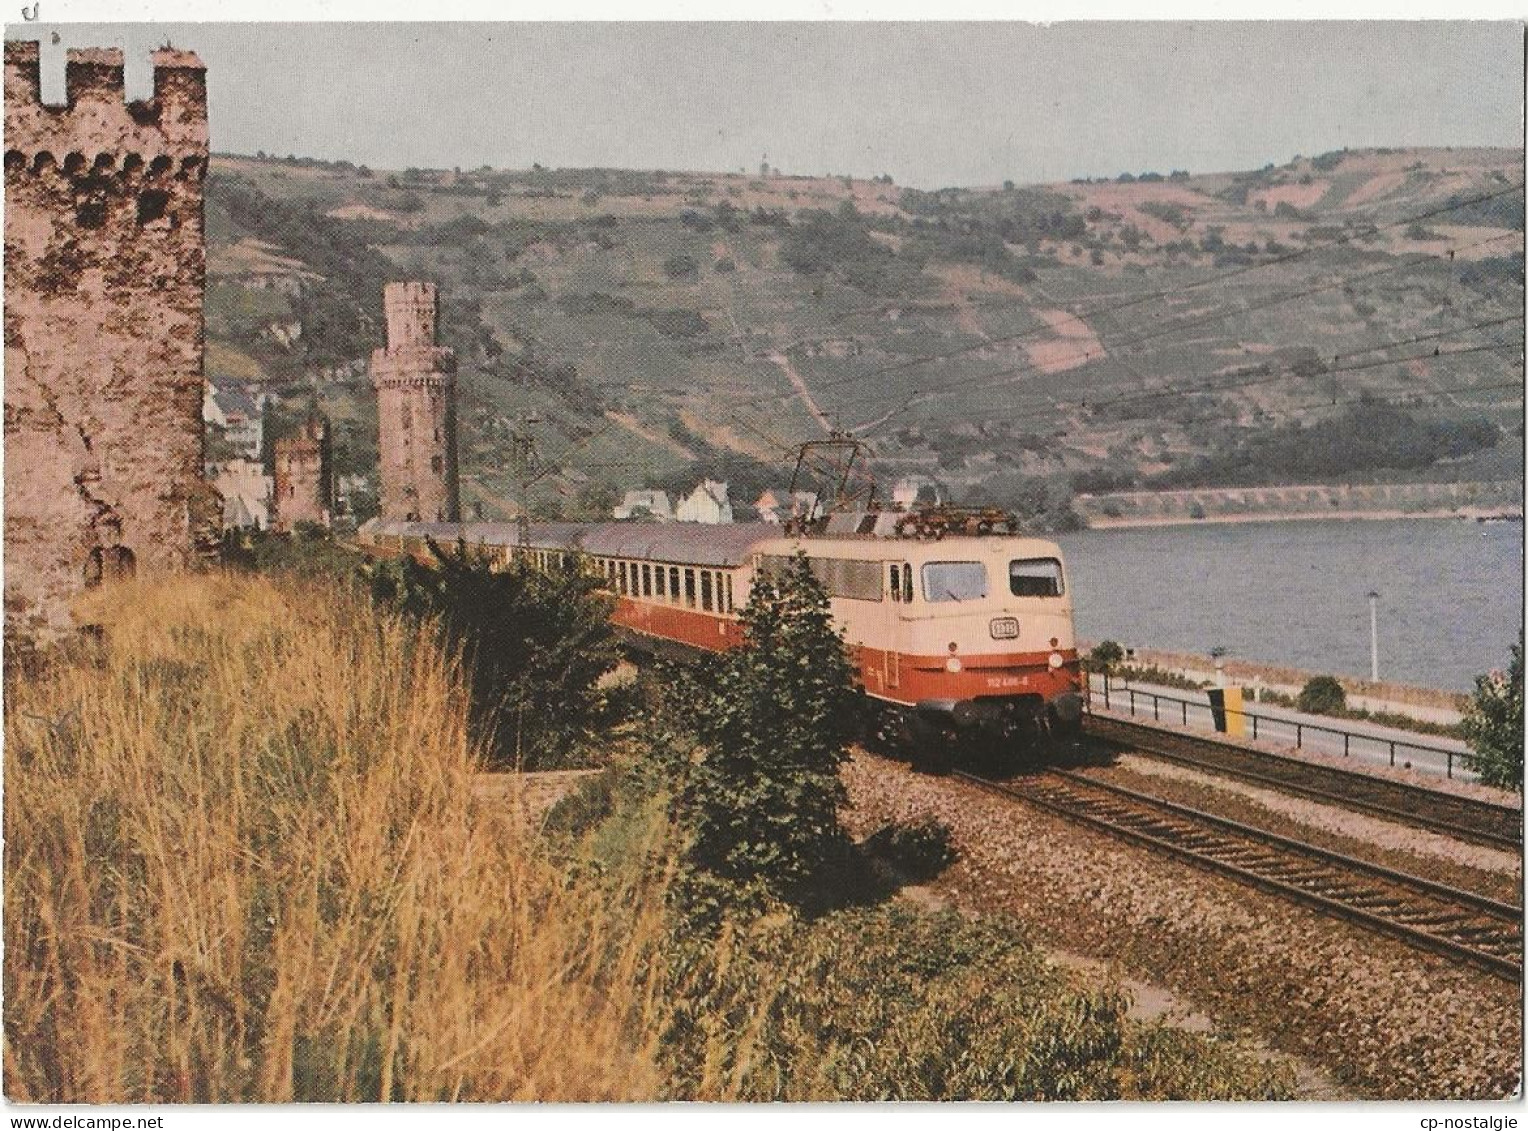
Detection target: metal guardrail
<box><xmin>1090</xmin><ymin>683</ymin><xmax>1468</xmax><ymax>778</ymax></box>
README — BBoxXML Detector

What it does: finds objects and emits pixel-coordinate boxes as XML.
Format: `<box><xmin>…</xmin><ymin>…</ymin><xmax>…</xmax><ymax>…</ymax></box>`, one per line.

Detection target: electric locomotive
<box><xmin>360</xmin><ymin>508</ymin><xmax>1084</xmax><ymax>763</ymax></box>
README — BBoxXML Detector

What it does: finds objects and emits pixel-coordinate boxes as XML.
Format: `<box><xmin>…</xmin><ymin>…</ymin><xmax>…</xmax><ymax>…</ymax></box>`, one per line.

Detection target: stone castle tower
<box><xmin>273</xmin><ymin>414</ymin><xmax>332</xmax><ymax>531</ymax></box>
<box><xmin>370</xmin><ymin>282</ymin><xmax>459</xmax><ymax>523</ymax></box>
<box><xmin>4</xmin><ymin>40</ymin><xmax>210</xmax><ymax>637</ymax></box>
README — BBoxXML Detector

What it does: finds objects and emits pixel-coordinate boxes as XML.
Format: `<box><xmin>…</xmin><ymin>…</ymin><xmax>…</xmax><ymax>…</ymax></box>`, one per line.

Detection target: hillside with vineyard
<box><xmin>204</xmin><ymin>146</ymin><xmax>1524</xmax><ymax>524</ymax></box>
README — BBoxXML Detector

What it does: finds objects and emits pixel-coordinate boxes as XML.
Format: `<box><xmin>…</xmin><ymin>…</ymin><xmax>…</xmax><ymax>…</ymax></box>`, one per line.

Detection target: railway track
<box><xmin>1084</xmin><ymin>713</ymin><xmax>1523</xmax><ymax>852</ymax></box>
<box><xmin>956</xmin><ymin>767</ymin><xmax>1524</xmax><ymax>981</ymax></box>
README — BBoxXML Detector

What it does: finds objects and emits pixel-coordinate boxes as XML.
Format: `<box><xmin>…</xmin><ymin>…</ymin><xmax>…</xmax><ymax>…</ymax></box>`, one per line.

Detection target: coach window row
<box><xmin>516</xmin><ymin>547</ymin><xmax>569</xmax><ymax>571</ymax></box>
<box><xmin>593</xmin><ymin>557</ymin><xmax>735</xmax><ymax>614</ymax></box>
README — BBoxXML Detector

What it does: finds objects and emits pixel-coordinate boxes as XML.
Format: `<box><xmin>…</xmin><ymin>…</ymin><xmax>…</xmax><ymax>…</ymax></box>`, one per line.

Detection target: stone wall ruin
<box><xmin>3</xmin><ymin>40</ymin><xmax>211</xmax><ymax>637</ymax></box>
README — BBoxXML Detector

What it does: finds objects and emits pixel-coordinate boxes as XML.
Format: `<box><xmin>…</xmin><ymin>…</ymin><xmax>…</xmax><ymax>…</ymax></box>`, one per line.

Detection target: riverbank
<box><xmin>1082</xmin><ymin>642</ymin><xmax>1468</xmax><ymax>724</ymax></box>
<box><xmin>1083</xmin><ymin>507</ymin><xmax>1523</xmax><ymax>531</ymax></box>
<box><xmin>1074</xmin><ymin>479</ymin><xmax>1523</xmax><ymax>529</ymax></box>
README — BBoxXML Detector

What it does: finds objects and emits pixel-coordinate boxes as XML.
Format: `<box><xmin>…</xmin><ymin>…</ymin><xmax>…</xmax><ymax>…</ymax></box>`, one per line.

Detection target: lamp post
<box><xmin>1367</xmin><ymin>591</ymin><xmax>1380</xmax><ymax>682</ymax></box>
<box><xmin>1210</xmin><ymin>645</ymin><xmax>1227</xmax><ymax>688</ymax></box>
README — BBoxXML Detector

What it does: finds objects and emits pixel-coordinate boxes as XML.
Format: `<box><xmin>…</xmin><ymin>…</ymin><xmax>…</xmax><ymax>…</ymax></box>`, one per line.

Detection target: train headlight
<box><xmin>1048</xmin><ymin>652</ymin><xmax>1064</xmax><ymax>669</ymax></box>
<box><xmin>945</xmin><ymin>656</ymin><xmax>963</xmax><ymax>673</ymax></box>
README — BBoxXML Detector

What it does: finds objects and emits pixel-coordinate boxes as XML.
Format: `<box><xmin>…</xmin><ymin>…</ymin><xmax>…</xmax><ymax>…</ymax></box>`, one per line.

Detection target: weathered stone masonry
<box><xmin>4</xmin><ymin>41</ymin><xmax>210</xmax><ymax>636</ymax></box>
<box><xmin>273</xmin><ymin>414</ymin><xmax>332</xmax><ymax>531</ymax></box>
<box><xmin>370</xmin><ymin>282</ymin><xmax>459</xmax><ymax>523</ymax></box>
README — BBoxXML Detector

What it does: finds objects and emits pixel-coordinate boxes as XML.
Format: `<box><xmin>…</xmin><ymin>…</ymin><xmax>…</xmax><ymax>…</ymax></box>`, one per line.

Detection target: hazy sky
<box><xmin>14</xmin><ymin>21</ymin><xmax>1524</xmax><ymax>188</ymax></box>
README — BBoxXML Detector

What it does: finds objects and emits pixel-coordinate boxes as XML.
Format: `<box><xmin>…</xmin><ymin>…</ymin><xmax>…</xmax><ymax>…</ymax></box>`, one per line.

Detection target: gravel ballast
<box><xmin>841</xmin><ymin>750</ymin><xmax>1523</xmax><ymax>1100</ymax></box>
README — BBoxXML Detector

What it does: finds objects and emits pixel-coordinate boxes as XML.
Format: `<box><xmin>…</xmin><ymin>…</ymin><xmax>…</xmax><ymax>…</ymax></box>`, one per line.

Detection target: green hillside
<box><xmin>204</xmin><ymin>147</ymin><xmax>1524</xmax><ymax>523</ymax></box>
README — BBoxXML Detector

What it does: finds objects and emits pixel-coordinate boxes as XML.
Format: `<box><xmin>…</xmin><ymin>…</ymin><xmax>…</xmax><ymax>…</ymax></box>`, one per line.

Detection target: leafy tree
<box><xmin>662</xmin><ymin>253</ymin><xmax>700</xmax><ymax>280</ymax></box>
<box><xmin>204</xmin><ymin>421</ymin><xmax>246</xmax><ymax>465</ymax></box>
<box><xmin>365</xmin><ymin>543</ymin><xmax>618</xmax><ymax>768</ymax></box>
<box><xmin>574</xmin><ymin>480</ymin><xmax>620</xmax><ymax>520</ymax></box>
<box><xmin>1086</xmin><ymin>640</ymin><xmax>1125</xmax><ymax>677</ymax></box>
<box><xmin>1150</xmin><ymin>395</ymin><xmax>1500</xmax><ymax>489</ymax></box>
<box><xmin>1297</xmin><ymin>675</ymin><xmax>1347</xmax><ymax>715</ymax></box>
<box><xmin>1461</xmin><ymin>643</ymin><xmax>1524</xmax><ymax>790</ymax></box>
<box><xmin>674</xmin><ymin>554</ymin><xmax>860</xmax><ymax>921</ymax></box>
<box><xmin>779</xmin><ymin>208</ymin><xmax>928</xmax><ymax>297</ymax></box>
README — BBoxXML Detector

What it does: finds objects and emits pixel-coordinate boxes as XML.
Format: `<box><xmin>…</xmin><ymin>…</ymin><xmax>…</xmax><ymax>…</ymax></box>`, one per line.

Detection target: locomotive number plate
<box><xmin>989</xmin><ymin>617</ymin><xmax>1019</xmax><ymax>640</ymax></box>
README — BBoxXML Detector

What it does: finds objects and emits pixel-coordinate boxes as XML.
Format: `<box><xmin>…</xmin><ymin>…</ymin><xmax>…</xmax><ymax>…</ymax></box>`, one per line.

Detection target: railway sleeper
<box><xmin>1468</xmin><ymin>936</ymin><xmax>1522</xmax><ymax>956</ymax></box>
<box><xmin>1389</xmin><ymin>909</ymin><xmax>1475</xmax><ymax>928</ymax></box>
<box><xmin>1327</xmin><ymin>889</ymin><xmax>1404</xmax><ymax>907</ymax></box>
<box><xmin>1246</xmin><ymin>868</ymin><xmax>1320</xmax><ymax>886</ymax></box>
<box><xmin>1218</xmin><ymin>850</ymin><xmax>1282</xmax><ymax>869</ymax></box>
<box><xmin>1132</xmin><ymin>817</ymin><xmax>1189</xmax><ymax>836</ymax></box>
<box><xmin>1272</xmin><ymin>864</ymin><xmax>1346</xmax><ymax>880</ymax></box>
<box><xmin>1436</xmin><ymin>917</ymin><xmax>1509</xmax><ymax>935</ymax></box>
<box><xmin>1173</xmin><ymin>835</ymin><xmax>1224</xmax><ymax>851</ymax></box>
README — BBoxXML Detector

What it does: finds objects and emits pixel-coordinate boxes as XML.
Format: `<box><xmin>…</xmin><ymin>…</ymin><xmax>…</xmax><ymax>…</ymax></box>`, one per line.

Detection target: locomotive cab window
<box><xmin>922</xmin><ymin>561</ymin><xmax>989</xmax><ymax>603</ymax></box>
<box><xmin>1009</xmin><ymin>558</ymin><xmax>1064</xmax><ymax>598</ymax></box>
<box><xmin>889</xmin><ymin>563</ymin><xmax>900</xmax><ymax>602</ymax></box>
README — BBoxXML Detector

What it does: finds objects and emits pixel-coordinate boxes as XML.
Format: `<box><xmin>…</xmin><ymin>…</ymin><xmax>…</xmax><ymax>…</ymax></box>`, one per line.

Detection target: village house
<box><xmin>891</xmin><ymin>476</ymin><xmax>941</xmax><ymax>509</ymax></box>
<box><xmin>613</xmin><ymin>489</ymin><xmax>673</xmax><ymax>522</ymax></box>
<box><xmin>675</xmin><ymin>479</ymin><xmax>734</xmax><ymax>525</ymax></box>
<box><xmin>203</xmin><ymin>380</ymin><xmax>265</xmax><ymax>464</ymax></box>
<box><xmin>754</xmin><ymin>488</ymin><xmax>785</xmax><ymax>524</ymax></box>
<box><xmin>755</xmin><ymin>488</ymin><xmax>823</xmax><ymax>524</ymax></box>
<box><xmin>210</xmin><ymin>460</ymin><xmax>273</xmax><ymax>531</ymax></box>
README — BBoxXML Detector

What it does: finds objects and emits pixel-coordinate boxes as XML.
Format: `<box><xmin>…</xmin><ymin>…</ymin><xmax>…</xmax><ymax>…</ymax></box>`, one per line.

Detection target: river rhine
<box><xmin>1056</xmin><ymin>517</ymin><xmax>1523</xmax><ymax>691</ymax></box>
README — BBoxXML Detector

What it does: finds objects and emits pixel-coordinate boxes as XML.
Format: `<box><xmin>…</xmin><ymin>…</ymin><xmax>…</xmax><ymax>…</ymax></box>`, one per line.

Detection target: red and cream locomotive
<box><xmin>360</xmin><ymin>508</ymin><xmax>1084</xmax><ymax>761</ymax></box>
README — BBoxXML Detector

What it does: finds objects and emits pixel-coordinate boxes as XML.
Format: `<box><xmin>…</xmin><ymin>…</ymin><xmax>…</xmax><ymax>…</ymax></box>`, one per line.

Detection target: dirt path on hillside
<box><xmin>766</xmin><ymin>351</ymin><xmax>832</xmax><ymax>433</ymax></box>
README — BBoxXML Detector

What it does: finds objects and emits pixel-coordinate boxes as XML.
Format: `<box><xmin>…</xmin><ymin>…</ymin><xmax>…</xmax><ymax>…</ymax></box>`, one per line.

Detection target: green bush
<box><xmin>542</xmin><ymin>767</ymin><xmax>622</xmax><ymax>836</ymax></box>
<box><xmin>1086</xmin><ymin>640</ymin><xmax>1125</xmax><ymax>675</ymax></box>
<box><xmin>364</xmin><ymin>543</ymin><xmax>618</xmax><ymax>768</ymax></box>
<box><xmin>662</xmin><ymin>253</ymin><xmax>699</xmax><ymax>280</ymax></box>
<box><xmin>865</xmin><ymin>818</ymin><xmax>957</xmax><ymax>881</ymax></box>
<box><xmin>659</xmin><ymin>907</ymin><xmax>1293</xmax><ymax>1100</ymax></box>
<box><xmin>671</xmin><ymin>553</ymin><xmax>861</xmax><ymax>921</ymax></box>
<box><xmin>219</xmin><ymin>526</ymin><xmax>370</xmax><ymax>582</ymax></box>
<box><xmin>1461</xmin><ymin>643</ymin><xmax>1524</xmax><ymax>791</ymax></box>
<box><xmin>779</xmin><ymin>208</ymin><xmax>929</xmax><ymax>297</ymax></box>
<box><xmin>1297</xmin><ymin>675</ymin><xmax>1347</xmax><ymax>716</ymax></box>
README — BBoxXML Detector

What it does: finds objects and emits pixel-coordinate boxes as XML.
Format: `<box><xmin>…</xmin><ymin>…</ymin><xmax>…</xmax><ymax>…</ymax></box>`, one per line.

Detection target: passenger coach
<box><xmin>361</xmin><ymin>518</ymin><xmax>1085</xmax><ymax>758</ymax></box>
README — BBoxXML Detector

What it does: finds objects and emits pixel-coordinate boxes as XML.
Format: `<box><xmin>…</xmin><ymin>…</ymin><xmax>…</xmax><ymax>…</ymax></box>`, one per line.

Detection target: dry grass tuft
<box><xmin>5</xmin><ymin>572</ymin><xmax>669</xmax><ymax>1102</ymax></box>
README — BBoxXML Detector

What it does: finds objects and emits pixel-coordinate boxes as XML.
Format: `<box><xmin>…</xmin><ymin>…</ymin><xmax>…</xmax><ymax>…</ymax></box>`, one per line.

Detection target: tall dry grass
<box><xmin>4</xmin><ymin>572</ymin><xmax>673</xmax><ymax>1102</ymax></box>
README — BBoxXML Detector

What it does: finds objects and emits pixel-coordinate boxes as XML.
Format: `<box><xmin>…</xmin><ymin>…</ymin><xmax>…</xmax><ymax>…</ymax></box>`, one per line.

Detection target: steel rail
<box><xmin>954</xmin><ymin>767</ymin><xmax>1523</xmax><ymax>981</ymax></box>
<box><xmin>1084</xmin><ymin>714</ymin><xmax>1523</xmax><ymax>852</ymax></box>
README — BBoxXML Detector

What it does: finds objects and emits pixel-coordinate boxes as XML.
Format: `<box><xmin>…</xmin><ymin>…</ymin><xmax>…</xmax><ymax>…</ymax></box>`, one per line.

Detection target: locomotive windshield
<box><xmin>922</xmin><ymin>561</ymin><xmax>989</xmax><ymax>603</ymax></box>
<box><xmin>1009</xmin><ymin>558</ymin><xmax>1064</xmax><ymax>598</ymax></box>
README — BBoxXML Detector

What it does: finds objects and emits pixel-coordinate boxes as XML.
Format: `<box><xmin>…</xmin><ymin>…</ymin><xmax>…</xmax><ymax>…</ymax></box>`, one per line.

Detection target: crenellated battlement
<box><xmin>383</xmin><ymin>281</ymin><xmax>441</xmax><ymax>350</ymax></box>
<box><xmin>4</xmin><ymin>40</ymin><xmax>208</xmax><ymax>156</ymax></box>
<box><xmin>371</xmin><ymin>281</ymin><xmax>460</xmax><ymax>523</ymax></box>
<box><xmin>4</xmin><ymin>37</ymin><xmax>211</xmax><ymax>636</ymax></box>
<box><xmin>370</xmin><ymin>346</ymin><xmax>457</xmax><ymax>383</ymax></box>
